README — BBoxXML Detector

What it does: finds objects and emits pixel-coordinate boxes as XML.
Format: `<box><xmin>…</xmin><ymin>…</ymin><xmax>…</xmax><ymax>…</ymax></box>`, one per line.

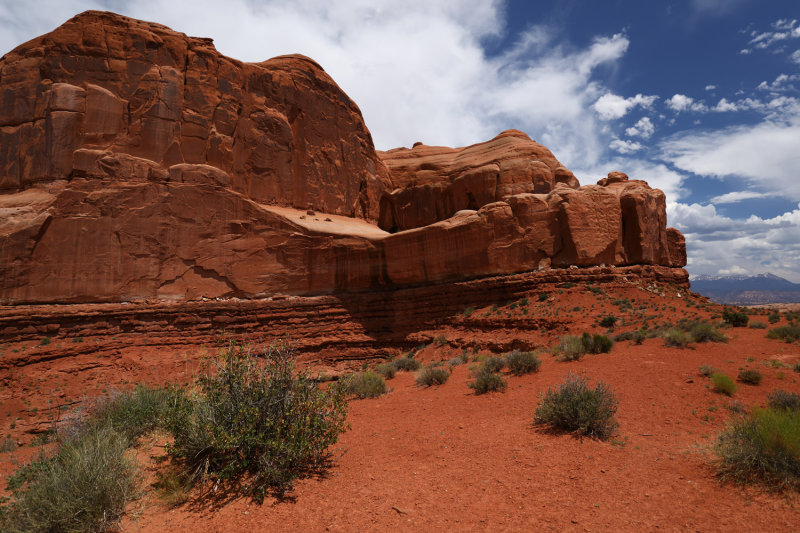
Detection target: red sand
<box><xmin>2</xmin><ymin>283</ymin><xmax>800</xmax><ymax>531</ymax></box>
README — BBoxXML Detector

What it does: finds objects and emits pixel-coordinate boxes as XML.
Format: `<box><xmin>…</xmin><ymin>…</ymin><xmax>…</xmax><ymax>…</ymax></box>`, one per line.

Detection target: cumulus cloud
<box><xmin>713</xmin><ymin>98</ymin><xmax>738</xmax><ymax>112</ymax></box>
<box><xmin>592</xmin><ymin>93</ymin><xmax>657</xmax><ymax>120</ymax></box>
<box><xmin>665</xmin><ymin>94</ymin><xmax>707</xmax><ymax>112</ymax></box>
<box><xmin>757</xmin><ymin>73</ymin><xmax>799</xmax><ymax>91</ymax></box>
<box><xmin>625</xmin><ymin>117</ymin><xmax>654</xmax><ymax>138</ymax></box>
<box><xmin>608</xmin><ymin>139</ymin><xmax>643</xmax><ymax>154</ymax></box>
<box><xmin>717</xmin><ymin>265</ymin><xmax>749</xmax><ymax>276</ymax></box>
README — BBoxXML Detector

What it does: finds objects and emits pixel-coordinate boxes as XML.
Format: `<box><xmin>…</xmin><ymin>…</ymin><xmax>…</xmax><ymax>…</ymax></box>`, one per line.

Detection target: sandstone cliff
<box><xmin>0</xmin><ymin>11</ymin><xmax>686</xmax><ymax>304</ymax></box>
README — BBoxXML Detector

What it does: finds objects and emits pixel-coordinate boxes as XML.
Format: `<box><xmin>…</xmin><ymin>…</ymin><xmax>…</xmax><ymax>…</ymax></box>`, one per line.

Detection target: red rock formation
<box><xmin>0</xmin><ymin>11</ymin><xmax>686</xmax><ymax>304</ymax></box>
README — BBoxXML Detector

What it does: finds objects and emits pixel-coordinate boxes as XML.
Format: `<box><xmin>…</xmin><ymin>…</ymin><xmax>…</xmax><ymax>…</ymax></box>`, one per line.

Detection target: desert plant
<box><xmin>376</xmin><ymin>362</ymin><xmax>396</xmax><ymax>379</ymax></box>
<box><xmin>468</xmin><ymin>368</ymin><xmax>507</xmax><ymax>394</ymax></box>
<box><xmin>711</xmin><ymin>373</ymin><xmax>737</xmax><ymax>396</ymax></box>
<box><xmin>416</xmin><ymin>366</ymin><xmax>450</xmax><ymax>387</ymax></box>
<box><xmin>768</xmin><ymin>390</ymin><xmax>800</xmax><ymax>412</ymax></box>
<box><xmin>1</xmin><ymin>424</ymin><xmax>138</xmax><ymax>533</ymax></box>
<box><xmin>433</xmin><ymin>335</ymin><xmax>448</xmax><ymax>347</ymax></box>
<box><xmin>769</xmin><ymin>312</ymin><xmax>781</xmax><ymax>324</ymax></box>
<box><xmin>737</xmin><ymin>369</ymin><xmax>763</xmax><ymax>385</ymax></box>
<box><xmin>554</xmin><ymin>335</ymin><xmax>587</xmax><ymax>361</ymax></box>
<box><xmin>699</xmin><ymin>364</ymin><xmax>717</xmax><ymax>377</ymax></box>
<box><xmin>583</xmin><ymin>333</ymin><xmax>613</xmax><ymax>354</ymax></box>
<box><xmin>90</xmin><ymin>384</ymin><xmax>186</xmax><ymax>444</ymax></box>
<box><xmin>534</xmin><ymin>373</ymin><xmax>618</xmax><ymax>440</ymax></box>
<box><xmin>767</xmin><ymin>325</ymin><xmax>800</xmax><ymax>343</ymax></box>
<box><xmin>599</xmin><ymin>315</ymin><xmax>618</xmax><ymax>329</ymax></box>
<box><xmin>167</xmin><ymin>343</ymin><xmax>348</xmax><ymax>499</ymax></box>
<box><xmin>393</xmin><ymin>356</ymin><xmax>422</xmax><ymax>371</ymax></box>
<box><xmin>336</xmin><ymin>370</ymin><xmax>387</xmax><ymax>399</ymax></box>
<box><xmin>749</xmin><ymin>321</ymin><xmax>767</xmax><ymax>329</ymax></box>
<box><xmin>689</xmin><ymin>321</ymin><xmax>727</xmax><ymax>343</ymax></box>
<box><xmin>505</xmin><ymin>350</ymin><xmax>541</xmax><ymax>375</ymax></box>
<box><xmin>714</xmin><ymin>407</ymin><xmax>800</xmax><ymax>490</ymax></box>
<box><xmin>722</xmin><ymin>308</ymin><xmax>749</xmax><ymax>327</ymax></box>
<box><xmin>663</xmin><ymin>328</ymin><xmax>692</xmax><ymax>348</ymax></box>
<box><xmin>482</xmin><ymin>356</ymin><xmax>506</xmax><ymax>373</ymax></box>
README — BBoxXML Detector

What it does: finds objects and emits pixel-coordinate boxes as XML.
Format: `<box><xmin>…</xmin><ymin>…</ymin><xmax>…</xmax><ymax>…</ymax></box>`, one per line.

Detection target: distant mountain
<box><xmin>691</xmin><ymin>273</ymin><xmax>800</xmax><ymax>305</ymax></box>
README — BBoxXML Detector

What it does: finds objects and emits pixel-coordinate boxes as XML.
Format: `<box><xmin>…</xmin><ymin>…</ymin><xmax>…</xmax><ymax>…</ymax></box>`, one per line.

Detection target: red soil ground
<box><xmin>2</xmin><ymin>281</ymin><xmax>800</xmax><ymax>531</ymax></box>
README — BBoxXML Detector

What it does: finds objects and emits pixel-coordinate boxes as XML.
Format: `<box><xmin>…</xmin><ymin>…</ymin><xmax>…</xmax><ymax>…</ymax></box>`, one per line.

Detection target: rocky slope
<box><xmin>0</xmin><ymin>11</ymin><xmax>686</xmax><ymax>304</ymax></box>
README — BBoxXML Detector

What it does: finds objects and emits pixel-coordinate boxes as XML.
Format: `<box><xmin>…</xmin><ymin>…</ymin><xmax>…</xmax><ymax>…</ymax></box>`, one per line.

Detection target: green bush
<box><xmin>599</xmin><ymin>315</ymin><xmax>618</xmax><ymax>328</ymax></box>
<box><xmin>767</xmin><ymin>325</ymin><xmax>800</xmax><ymax>343</ymax></box>
<box><xmin>168</xmin><ymin>343</ymin><xmax>348</xmax><ymax>499</ymax></box>
<box><xmin>663</xmin><ymin>328</ymin><xmax>692</xmax><ymax>348</ymax></box>
<box><xmin>468</xmin><ymin>369</ymin><xmax>507</xmax><ymax>394</ymax></box>
<box><xmin>769</xmin><ymin>312</ymin><xmax>781</xmax><ymax>324</ymax></box>
<box><xmin>715</xmin><ymin>407</ymin><xmax>800</xmax><ymax>489</ymax></box>
<box><xmin>376</xmin><ymin>362</ymin><xmax>396</xmax><ymax>379</ymax></box>
<box><xmin>722</xmin><ymin>308</ymin><xmax>749</xmax><ymax>327</ymax></box>
<box><xmin>505</xmin><ymin>350</ymin><xmax>541</xmax><ymax>375</ymax></box>
<box><xmin>416</xmin><ymin>366</ymin><xmax>450</xmax><ymax>387</ymax></box>
<box><xmin>534</xmin><ymin>373</ymin><xmax>618</xmax><ymax>440</ymax></box>
<box><xmin>768</xmin><ymin>390</ymin><xmax>800</xmax><ymax>412</ymax></box>
<box><xmin>482</xmin><ymin>356</ymin><xmax>506</xmax><ymax>373</ymax></box>
<box><xmin>90</xmin><ymin>384</ymin><xmax>186</xmax><ymax>444</ymax></box>
<box><xmin>711</xmin><ymin>373</ymin><xmax>738</xmax><ymax>396</ymax></box>
<box><xmin>554</xmin><ymin>335</ymin><xmax>587</xmax><ymax>361</ymax></box>
<box><xmin>749</xmin><ymin>321</ymin><xmax>767</xmax><ymax>329</ymax></box>
<box><xmin>583</xmin><ymin>333</ymin><xmax>613</xmax><ymax>354</ymax></box>
<box><xmin>690</xmin><ymin>321</ymin><xmax>728</xmax><ymax>343</ymax></box>
<box><xmin>2</xmin><ymin>424</ymin><xmax>138</xmax><ymax>533</ymax></box>
<box><xmin>393</xmin><ymin>356</ymin><xmax>422</xmax><ymax>371</ymax></box>
<box><xmin>614</xmin><ymin>329</ymin><xmax>646</xmax><ymax>344</ymax></box>
<box><xmin>336</xmin><ymin>370</ymin><xmax>387</xmax><ymax>399</ymax></box>
<box><xmin>737</xmin><ymin>369</ymin><xmax>763</xmax><ymax>385</ymax></box>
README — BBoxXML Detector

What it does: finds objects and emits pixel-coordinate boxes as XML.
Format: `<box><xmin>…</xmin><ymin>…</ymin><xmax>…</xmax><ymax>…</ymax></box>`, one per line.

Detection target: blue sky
<box><xmin>2</xmin><ymin>0</ymin><xmax>799</xmax><ymax>280</ymax></box>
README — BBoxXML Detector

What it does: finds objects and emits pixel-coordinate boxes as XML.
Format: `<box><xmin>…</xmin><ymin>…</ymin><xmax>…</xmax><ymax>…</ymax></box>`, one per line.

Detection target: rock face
<box><xmin>0</xmin><ymin>11</ymin><xmax>686</xmax><ymax>304</ymax></box>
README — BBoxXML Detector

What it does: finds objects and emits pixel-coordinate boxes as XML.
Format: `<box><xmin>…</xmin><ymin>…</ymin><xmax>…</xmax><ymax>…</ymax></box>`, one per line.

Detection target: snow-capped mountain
<box><xmin>690</xmin><ymin>273</ymin><xmax>800</xmax><ymax>305</ymax></box>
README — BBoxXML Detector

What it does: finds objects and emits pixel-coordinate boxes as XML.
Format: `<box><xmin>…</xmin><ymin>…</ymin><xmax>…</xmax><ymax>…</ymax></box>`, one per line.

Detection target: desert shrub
<box><xmin>614</xmin><ymin>329</ymin><xmax>646</xmax><ymax>345</ymax></box>
<box><xmin>689</xmin><ymin>321</ymin><xmax>728</xmax><ymax>343</ymax></box>
<box><xmin>376</xmin><ymin>362</ymin><xmax>396</xmax><ymax>379</ymax></box>
<box><xmin>768</xmin><ymin>390</ymin><xmax>800</xmax><ymax>412</ymax></box>
<box><xmin>90</xmin><ymin>384</ymin><xmax>186</xmax><ymax>444</ymax></box>
<box><xmin>599</xmin><ymin>315</ymin><xmax>618</xmax><ymax>328</ymax></box>
<box><xmin>433</xmin><ymin>335</ymin><xmax>448</xmax><ymax>347</ymax></box>
<box><xmin>468</xmin><ymin>368</ymin><xmax>507</xmax><ymax>394</ymax></box>
<box><xmin>336</xmin><ymin>370</ymin><xmax>387</xmax><ymax>399</ymax></box>
<box><xmin>482</xmin><ymin>356</ymin><xmax>506</xmax><ymax>373</ymax></box>
<box><xmin>722</xmin><ymin>308</ymin><xmax>749</xmax><ymax>327</ymax></box>
<box><xmin>767</xmin><ymin>325</ymin><xmax>800</xmax><ymax>343</ymax></box>
<box><xmin>463</xmin><ymin>307</ymin><xmax>474</xmax><ymax>317</ymax></box>
<box><xmin>534</xmin><ymin>373</ymin><xmax>618</xmax><ymax>440</ymax></box>
<box><xmin>167</xmin><ymin>343</ymin><xmax>348</xmax><ymax>499</ymax></box>
<box><xmin>738</xmin><ymin>369</ymin><xmax>763</xmax><ymax>385</ymax></box>
<box><xmin>583</xmin><ymin>333</ymin><xmax>613</xmax><ymax>354</ymax></box>
<box><xmin>1</xmin><ymin>424</ymin><xmax>138</xmax><ymax>533</ymax></box>
<box><xmin>749</xmin><ymin>321</ymin><xmax>767</xmax><ymax>329</ymax></box>
<box><xmin>769</xmin><ymin>312</ymin><xmax>781</xmax><ymax>324</ymax></box>
<box><xmin>393</xmin><ymin>356</ymin><xmax>422</xmax><ymax>371</ymax></box>
<box><xmin>711</xmin><ymin>373</ymin><xmax>738</xmax><ymax>396</ymax></box>
<box><xmin>699</xmin><ymin>364</ymin><xmax>717</xmax><ymax>377</ymax></box>
<box><xmin>39</xmin><ymin>336</ymin><xmax>51</xmax><ymax>346</ymax></box>
<box><xmin>505</xmin><ymin>350</ymin><xmax>541</xmax><ymax>375</ymax></box>
<box><xmin>714</xmin><ymin>407</ymin><xmax>800</xmax><ymax>490</ymax></box>
<box><xmin>554</xmin><ymin>335</ymin><xmax>587</xmax><ymax>361</ymax></box>
<box><xmin>416</xmin><ymin>366</ymin><xmax>450</xmax><ymax>387</ymax></box>
<box><xmin>663</xmin><ymin>328</ymin><xmax>692</xmax><ymax>348</ymax></box>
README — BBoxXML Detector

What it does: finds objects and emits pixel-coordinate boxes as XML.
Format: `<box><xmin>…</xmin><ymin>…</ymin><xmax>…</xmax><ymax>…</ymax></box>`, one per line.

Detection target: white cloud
<box><xmin>718</xmin><ymin>265</ymin><xmax>748</xmax><ymax>276</ymax></box>
<box><xmin>608</xmin><ymin>139</ymin><xmax>643</xmax><ymax>154</ymax></box>
<box><xmin>665</xmin><ymin>94</ymin><xmax>707</xmax><ymax>112</ymax></box>
<box><xmin>660</xmin><ymin>117</ymin><xmax>800</xmax><ymax>202</ymax></box>
<box><xmin>705</xmin><ymin>84</ymin><xmax>716</xmax><ymax>91</ymax></box>
<box><xmin>713</xmin><ymin>98</ymin><xmax>738</xmax><ymax>112</ymax></box>
<box><xmin>757</xmin><ymin>73</ymin><xmax>799</xmax><ymax>92</ymax></box>
<box><xmin>710</xmin><ymin>191</ymin><xmax>775</xmax><ymax>204</ymax></box>
<box><xmin>592</xmin><ymin>93</ymin><xmax>657</xmax><ymax>120</ymax></box>
<box><xmin>625</xmin><ymin>116</ymin><xmax>654</xmax><ymax>138</ymax></box>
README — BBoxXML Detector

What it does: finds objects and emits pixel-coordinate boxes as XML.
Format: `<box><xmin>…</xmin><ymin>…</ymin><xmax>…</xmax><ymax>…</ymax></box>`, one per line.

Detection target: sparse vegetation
<box><xmin>715</xmin><ymin>407</ymin><xmax>800</xmax><ymax>490</ymax></box>
<box><xmin>599</xmin><ymin>315</ymin><xmax>618</xmax><ymax>329</ymax></box>
<box><xmin>768</xmin><ymin>312</ymin><xmax>781</xmax><ymax>324</ymax></box>
<box><xmin>534</xmin><ymin>373</ymin><xmax>618</xmax><ymax>440</ymax></box>
<box><xmin>504</xmin><ymin>350</ymin><xmax>541</xmax><ymax>375</ymax></box>
<box><xmin>416</xmin><ymin>366</ymin><xmax>450</xmax><ymax>387</ymax></box>
<box><xmin>336</xmin><ymin>370</ymin><xmax>387</xmax><ymax>399</ymax></box>
<box><xmin>722</xmin><ymin>308</ymin><xmax>749</xmax><ymax>327</ymax></box>
<box><xmin>768</xmin><ymin>390</ymin><xmax>800</xmax><ymax>412</ymax></box>
<box><xmin>737</xmin><ymin>369</ymin><xmax>763</xmax><ymax>385</ymax></box>
<box><xmin>468</xmin><ymin>367</ymin><xmax>507</xmax><ymax>394</ymax></box>
<box><xmin>767</xmin><ymin>325</ymin><xmax>800</xmax><ymax>344</ymax></box>
<box><xmin>376</xmin><ymin>362</ymin><xmax>396</xmax><ymax>379</ymax></box>
<box><xmin>614</xmin><ymin>329</ymin><xmax>646</xmax><ymax>345</ymax></box>
<box><xmin>433</xmin><ymin>335</ymin><xmax>448</xmax><ymax>347</ymax></box>
<box><xmin>663</xmin><ymin>328</ymin><xmax>692</xmax><ymax>348</ymax></box>
<box><xmin>699</xmin><ymin>364</ymin><xmax>717</xmax><ymax>377</ymax></box>
<box><xmin>711</xmin><ymin>373</ymin><xmax>737</xmax><ymax>396</ymax></box>
<box><xmin>689</xmin><ymin>321</ymin><xmax>727</xmax><ymax>343</ymax></box>
<box><xmin>749</xmin><ymin>321</ymin><xmax>767</xmax><ymax>329</ymax></box>
<box><xmin>393</xmin><ymin>356</ymin><xmax>421</xmax><ymax>371</ymax></box>
<box><xmin>482</xmin><ymin>356</ymin><xmax>506</xmax><ymax>373</ymax></box>
<box><xmin>554</xmin><ymin>335</ymin><xmax>586</xmax><ymax>361</ymax></box>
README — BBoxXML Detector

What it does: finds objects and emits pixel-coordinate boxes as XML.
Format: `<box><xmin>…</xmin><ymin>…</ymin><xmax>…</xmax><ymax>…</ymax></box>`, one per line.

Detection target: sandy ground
<box><xmin>2</xmin><ymin>283</ymin><xmax>799</xmax><ymax>531</ymax></box>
